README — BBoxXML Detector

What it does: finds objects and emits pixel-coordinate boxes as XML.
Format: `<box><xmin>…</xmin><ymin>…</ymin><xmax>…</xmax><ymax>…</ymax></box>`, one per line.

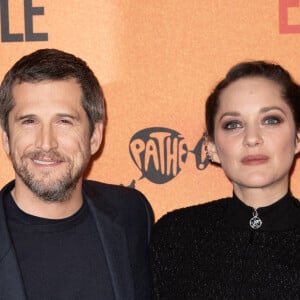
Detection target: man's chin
<box><xmin>30</xmin><ymin>184</ymin><xmax>74</xmax><ymax>202</ymax></box>
<box><xmin>18</xmin><ymin>175</ymin><xmax>76</xmax><ymax>202</ymax></box>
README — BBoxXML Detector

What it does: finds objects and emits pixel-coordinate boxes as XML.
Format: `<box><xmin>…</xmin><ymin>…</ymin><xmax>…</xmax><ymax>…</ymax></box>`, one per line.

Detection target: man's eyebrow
<box><xmin>16</xmin><ymin>114</ymin><xmax>37</xmax><ymax>121</ymax></box>
<box><xmin>56</xmin><ymin>113</ymin><xmax>79</xmax><ymax>119</ymax></box>
<box><xmin>16</xmin><ymin>113</ymin><xmax>80</xmax><ymax>121</ymax></box>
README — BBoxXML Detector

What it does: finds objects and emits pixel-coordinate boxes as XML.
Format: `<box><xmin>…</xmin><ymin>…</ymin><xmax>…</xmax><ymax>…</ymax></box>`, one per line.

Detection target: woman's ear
<box><xmin>207</xmin><ymin>141</ymin><xmax>221</xmax><ymax>164</ymax></box>
<box><xmin>2</xmin><ymin>129</ymin><xmax>10</xmax><ymax>155</ymax></box>
<box><xmin>295</xmin><ymin>131</ymin><xmax>300</xmax><ymax>155</ymax></box>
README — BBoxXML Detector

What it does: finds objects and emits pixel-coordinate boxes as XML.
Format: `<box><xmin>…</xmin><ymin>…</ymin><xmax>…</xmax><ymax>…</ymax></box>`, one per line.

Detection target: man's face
<box><xmin>2</xmin><ymin>79</ymin><xmax>102</xmax><ymax>202</ymax></box>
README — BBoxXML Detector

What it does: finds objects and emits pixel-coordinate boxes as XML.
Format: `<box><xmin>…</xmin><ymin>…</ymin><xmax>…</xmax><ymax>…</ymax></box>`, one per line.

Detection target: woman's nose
<box><xmin>243</xmin><ymin>126</ymin><xmax>263</xmax><ymax>147</ymax></box>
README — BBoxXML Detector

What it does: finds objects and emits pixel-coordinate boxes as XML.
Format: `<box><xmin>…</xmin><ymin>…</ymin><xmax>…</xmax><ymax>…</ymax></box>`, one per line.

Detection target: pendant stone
<box><xmin>249</xmin><ymin>209</ymin><xmax>262</xmax><ymax>229</ymax></box>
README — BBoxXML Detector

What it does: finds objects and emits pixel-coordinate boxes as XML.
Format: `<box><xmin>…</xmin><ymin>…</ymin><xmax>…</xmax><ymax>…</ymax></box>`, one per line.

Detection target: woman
<box><xmin>150</xmin><ymin>61</ymin><xmax>300</xmax><ymax>299</ymax></box>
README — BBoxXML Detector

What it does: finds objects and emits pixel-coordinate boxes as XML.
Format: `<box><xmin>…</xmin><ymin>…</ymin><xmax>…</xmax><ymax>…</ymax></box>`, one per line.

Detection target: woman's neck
<box><xmin>232</xmin><ymin>184</ymin><xmax>289</xmax><ymax>209</ymax></box>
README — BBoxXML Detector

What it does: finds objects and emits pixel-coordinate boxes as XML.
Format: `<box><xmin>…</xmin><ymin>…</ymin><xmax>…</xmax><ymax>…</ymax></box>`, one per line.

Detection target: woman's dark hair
<box><xmin>205</xmin><ymin>61</ymin><xmax>300</xmax><ymax>141</ymax></box>
<box><xmin>0</xmin><ymin>48</ymin><xmax>105</xmax><ymax>136</ymax></box>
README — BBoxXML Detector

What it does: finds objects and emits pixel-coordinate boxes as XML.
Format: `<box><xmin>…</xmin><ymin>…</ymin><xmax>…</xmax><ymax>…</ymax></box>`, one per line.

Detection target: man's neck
<box><xmin>11</xmin><ymin>180</ymin><xmax>84</xmax><ymax>219</ymax></box>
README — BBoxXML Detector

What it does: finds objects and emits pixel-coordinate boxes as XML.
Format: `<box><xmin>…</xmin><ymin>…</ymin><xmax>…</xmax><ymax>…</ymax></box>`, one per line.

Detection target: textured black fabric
<box><xmin>150</xmin><ymin>193</ymin><xmax>300</xmax><ymax>299</ymax></box>
<box><xmin>0</xmin><ymin>180</ymin><xmax>153</xmax><ymax>300</ymax></box>
<box><xmin>4</xmin><ymin>192</ymin><xmax>114</xmax><ymax>300</ymax></box>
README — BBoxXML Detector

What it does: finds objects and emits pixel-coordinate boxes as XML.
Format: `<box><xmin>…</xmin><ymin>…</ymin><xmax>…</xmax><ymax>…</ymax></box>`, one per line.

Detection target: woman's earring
<box><xmin>204</xmin><ymin>131</ymin><xmax>214</xmax><ymax>163</ymax></box>
<box><xmin>204</xmin><ymin>144</ymin><xmax>213</xmax><ymax>163</ymax></box>
<box><xmin>207</xmin><ymin>151</ymin><xmax>214</xmax><ymax>163</ymax></box>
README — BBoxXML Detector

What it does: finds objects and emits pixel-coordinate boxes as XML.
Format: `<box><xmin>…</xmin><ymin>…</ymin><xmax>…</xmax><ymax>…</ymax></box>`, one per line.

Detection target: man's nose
<box><xmin>35</xmin><ymin>125</ymin><xmax>58</xmax><ymax>151</ymax></box>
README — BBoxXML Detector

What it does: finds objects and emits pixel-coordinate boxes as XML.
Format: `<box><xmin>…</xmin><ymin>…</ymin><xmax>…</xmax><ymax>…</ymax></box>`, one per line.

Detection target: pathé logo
<box><xmin>129</xmin><ymin>127</ymin><xmax>188</xmax><ymax>184</ymax></box>
<box><xmin>129</xmin><ymin>127</ymin><xmax>209</xmax><ymax>185</ymax></box>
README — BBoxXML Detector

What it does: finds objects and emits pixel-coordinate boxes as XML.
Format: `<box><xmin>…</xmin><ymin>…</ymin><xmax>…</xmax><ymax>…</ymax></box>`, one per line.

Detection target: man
<box><xmin>0</xmin><ymin>49</ymin><xmax>153</xmax><ymax>300</ymax></box>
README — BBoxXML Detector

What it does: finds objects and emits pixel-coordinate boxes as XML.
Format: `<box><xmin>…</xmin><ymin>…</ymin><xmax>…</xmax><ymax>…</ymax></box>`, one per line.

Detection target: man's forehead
<box><xmin>12</xmin><ymin>77</ymin><xmax>80</xmax><ymax>88</ymax></box>
<box><xmin>11</xmin><ymin>80</ymin><xmax>84</xmax><ymax>112</ymax></box>
<box><xmin>11</xmin><ymin>79</ymin><xmax>82</xmax><ymax>99</ymax></box>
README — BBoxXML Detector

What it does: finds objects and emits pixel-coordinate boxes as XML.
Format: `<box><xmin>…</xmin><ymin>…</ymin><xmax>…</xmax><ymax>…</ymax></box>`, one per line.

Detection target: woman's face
<box><xmin>208</xmin><ymin>77</ymin><xmax>300</xmax><ymax>195</ymax></box>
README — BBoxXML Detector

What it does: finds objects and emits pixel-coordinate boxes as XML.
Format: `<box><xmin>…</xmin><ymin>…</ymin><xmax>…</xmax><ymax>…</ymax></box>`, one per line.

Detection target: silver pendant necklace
<box><xmin>249</xmin><ymin>209</ymin><xmax>262</xmax><ymax>229</ymax></box>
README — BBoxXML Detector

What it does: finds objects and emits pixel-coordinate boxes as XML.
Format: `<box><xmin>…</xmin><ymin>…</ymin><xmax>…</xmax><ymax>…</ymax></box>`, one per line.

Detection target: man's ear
<box><xmin>295</xmin><ymin>131</ymin><xmax>300</xmax><ymax>155</ymax></box>
<box><xmin>2</xmin><ymin>129</ymin><xmax>10</xmax><ymax>155</ymax></box>
<box><xmin>90</xmin><ymin>121</ymin><xmax>104</xmax><ymax>155</ymax></box>
<box><xmin>207</xmin><ymin>140</ymin><xmax>221</xmax><ymax>164</ymax></box>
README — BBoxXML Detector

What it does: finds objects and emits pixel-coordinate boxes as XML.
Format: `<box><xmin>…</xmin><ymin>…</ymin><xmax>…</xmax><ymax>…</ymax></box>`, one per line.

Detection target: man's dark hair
<box><xmin>0</xmin><ymin>48</ymin><xmax>105</xmax><ymax>135</ymax></box>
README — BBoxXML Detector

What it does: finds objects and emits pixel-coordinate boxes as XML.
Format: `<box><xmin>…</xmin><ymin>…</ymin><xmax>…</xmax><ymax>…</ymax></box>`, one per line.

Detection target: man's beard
<box><xmin>11</xmin><ymin>150</ymin><xmax>88</xmax><ymax>202</ymax></box>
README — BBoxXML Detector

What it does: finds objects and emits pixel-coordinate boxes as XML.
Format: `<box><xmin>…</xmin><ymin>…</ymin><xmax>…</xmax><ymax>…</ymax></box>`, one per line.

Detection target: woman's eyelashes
<box><xmin>263</xmin><ymin>115</ymin><xmax>283</xmax><ymax>125</ymax></box>
<box><xmin>222</xmin><ymin>120</ymin><xmax>242</xmax><ymax>130</ymax></box>
<box><xmin>221</xmin><ymin>115</ymin><xmax>284</xmax><ymax>131</ymax></box>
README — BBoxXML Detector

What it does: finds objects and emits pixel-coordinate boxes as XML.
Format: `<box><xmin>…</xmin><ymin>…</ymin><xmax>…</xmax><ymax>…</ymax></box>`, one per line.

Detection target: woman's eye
<box><xmin>264</xmin><ymin>116</ymin><xmax>282</xmax><ymax>125</ymax></box>
<box><xmin>223</xmin><ymin>121</ymin><xmax>242</xmax><ymax>130</ymax></box>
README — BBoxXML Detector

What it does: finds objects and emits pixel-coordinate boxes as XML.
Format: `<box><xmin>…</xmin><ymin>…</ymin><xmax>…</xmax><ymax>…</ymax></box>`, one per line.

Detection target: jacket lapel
<box><xmin>0</xmin><ymin>180</ymin><xmax>136</xmax><ymax>300</ymax></box>
<box><xmin>0</xmin><ymin>181</ymin><xmax>27</xmax><ymax>300</ymax></box>
<box><xmin>85</xmin><ymin>191</ymin><xmax>135</xmax><ymax>300</ymax></box>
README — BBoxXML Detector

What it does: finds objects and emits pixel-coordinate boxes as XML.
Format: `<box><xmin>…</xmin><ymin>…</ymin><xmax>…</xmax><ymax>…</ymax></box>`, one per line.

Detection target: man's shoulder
<box><xmin>83</xmin><ymin>180</ymin><xmax>147</xmax><ymax>202</ymax></box>
<box><xmin>83</xmin><ymin>180</ymin><xmax>153</xmax><ymax>240</ymax></box>
<box><xmin>0</xmin><ymin>181</ymin><xmax>14</xmax><ymax>195</ymax></box>
<box><xmin>83</xmin><ymin>180</ymin><xmax>153</xmax><ymax>217</ymax></box>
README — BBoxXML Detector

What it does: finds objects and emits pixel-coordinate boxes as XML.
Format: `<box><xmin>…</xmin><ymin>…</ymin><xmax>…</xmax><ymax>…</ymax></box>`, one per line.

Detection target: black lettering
<box><xmin>192</xmin><ymin>134</ymin><xmax>210</xmax><ymax>170</ymax></box>
<box><xmin>24</xmin><ymin>0</ymin><xmax>48</xmax><ymax>41</ymax></box>
<box><xmin>0</xmin><ymin>0</ymin><xmax>23</xmax><ymax>42</ymax></box>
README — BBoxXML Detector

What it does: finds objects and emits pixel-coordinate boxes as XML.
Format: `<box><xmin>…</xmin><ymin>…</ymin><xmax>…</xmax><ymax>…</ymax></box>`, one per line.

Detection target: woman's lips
<box><xmin>241</xmin><ymin>155</ymin><xmax>269</xmax><ymax>165</ymax></box>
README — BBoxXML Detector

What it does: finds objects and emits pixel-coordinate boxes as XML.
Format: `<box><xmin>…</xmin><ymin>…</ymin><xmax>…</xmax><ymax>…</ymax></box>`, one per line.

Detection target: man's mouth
<box><xmin>33</xmin><ymin>159</ymin><xmax>59</xmax><ymax>165</ymax></box>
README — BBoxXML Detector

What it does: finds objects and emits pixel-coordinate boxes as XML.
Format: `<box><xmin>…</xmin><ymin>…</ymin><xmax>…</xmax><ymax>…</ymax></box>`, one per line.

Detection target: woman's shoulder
<box><xmin>154</xmin><ymin>197</ymin><xmax>230</xmax><ymax>232</ymax></box>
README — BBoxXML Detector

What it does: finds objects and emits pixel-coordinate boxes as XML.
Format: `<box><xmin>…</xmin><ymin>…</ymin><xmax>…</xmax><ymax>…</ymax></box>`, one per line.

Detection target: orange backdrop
<box><xmin>1</xmin><ymin>0</ymin><xmax>300</xmax><ymax>220</ymax></box>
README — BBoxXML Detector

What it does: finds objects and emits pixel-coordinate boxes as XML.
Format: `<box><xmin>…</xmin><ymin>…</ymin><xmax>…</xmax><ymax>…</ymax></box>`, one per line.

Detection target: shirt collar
<box><xmin>226</xmin><ymin>192</ymin><xmax>300</xmax><ymax>231</ymax></box>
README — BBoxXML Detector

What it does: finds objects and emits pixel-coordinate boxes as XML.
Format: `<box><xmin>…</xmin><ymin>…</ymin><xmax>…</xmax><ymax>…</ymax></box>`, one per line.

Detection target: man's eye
<box><xmin>59</xmin><ymin>119</ymin><xmax>73</xmax><ymax>125</ymax></box>
<box><xmin>223</xmin><ymin>121</ymin><xmax>242</xmax><ymax>130</ymax></box>
<box><xmin>21</xmin><ymin>119</ymin><xmax>35</xmax><ymax>125</ymax></box>
<box><xmin>264</xmin><ymin>116</ymin><xmax>282</xmax><ymax>125</ymax></box>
